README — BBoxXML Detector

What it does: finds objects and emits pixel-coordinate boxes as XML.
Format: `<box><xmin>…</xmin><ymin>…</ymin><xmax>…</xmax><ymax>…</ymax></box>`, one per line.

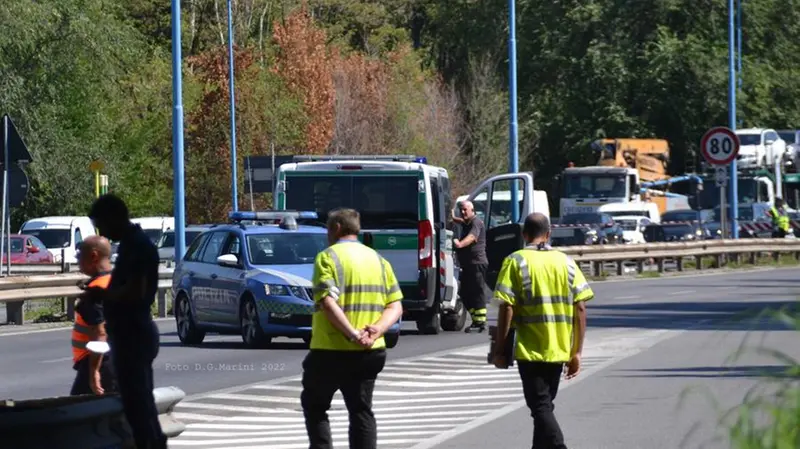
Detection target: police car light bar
<box><xmin>228</xmin><ymin>210</ymin><xmax>319</xmax><ymax>222</ymax></box>
<box><xmin>292</xmin><ymin>155</ymin><xmax>427</xmax><ymax>164</ymax></box>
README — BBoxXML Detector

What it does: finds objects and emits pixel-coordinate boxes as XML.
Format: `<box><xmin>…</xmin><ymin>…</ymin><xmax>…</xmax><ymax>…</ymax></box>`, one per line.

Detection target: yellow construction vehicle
<box><xmin>592</xmin><ymin>138</ymin><xmax>670</xmax><ymax>183</ymax></box>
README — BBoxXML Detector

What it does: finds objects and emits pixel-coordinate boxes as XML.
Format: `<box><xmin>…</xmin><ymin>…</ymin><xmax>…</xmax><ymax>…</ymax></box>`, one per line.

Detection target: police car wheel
<box><xmin>175</xmin><ymin>294</ymin><xmax>205</xmax><ymax>345</ymax></box>
<box><xmin>240</xmin><ymin>296</ymin><xmax>271</xmax><ymax>348</ymax></box>
<box><xmin>384</xmin><ymin>332</ymin><xmax>399</xmax><ymax>348</ymax></box>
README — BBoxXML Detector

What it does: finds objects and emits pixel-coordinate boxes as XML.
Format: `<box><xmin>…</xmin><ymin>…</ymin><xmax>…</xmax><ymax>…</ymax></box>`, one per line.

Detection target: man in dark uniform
<box><xmin>70</xmin><ymin>236</ymin><xmax>117</xmax><ymax>396</ymax></box>
<box><xmin>453</xmin><ymin>200</ymin><xmax>489</xmax><ymax>333</ymax></box>
<box><xmin>88</xmin><ymin>194</ymin><xmax>166</xmax><ymax>449</ymax></box>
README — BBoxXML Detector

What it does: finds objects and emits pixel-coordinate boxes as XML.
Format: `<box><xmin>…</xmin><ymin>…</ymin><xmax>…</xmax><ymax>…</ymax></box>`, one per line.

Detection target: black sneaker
<box><xmin>464</xmin><ymin>322</ymin><xmax>486</xmax><ymax>333</ymax></box>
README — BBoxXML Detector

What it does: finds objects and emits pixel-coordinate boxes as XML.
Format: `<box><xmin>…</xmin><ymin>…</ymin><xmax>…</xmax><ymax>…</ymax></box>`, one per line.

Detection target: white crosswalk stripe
<box><xmin>169</xmin><ymin>327</ymin><xmax>677</xmax><ymax>448</ymax></box>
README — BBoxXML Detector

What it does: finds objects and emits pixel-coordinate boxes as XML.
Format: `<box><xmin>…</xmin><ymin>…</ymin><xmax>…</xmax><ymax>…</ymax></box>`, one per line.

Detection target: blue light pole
<box><xmin>227</xmin><ymin>0</ymin><xmax>239</xmax><ymax>212</ymax></box>
<box><xmin>736</xmin><ymin>0</ymin><xmax>742</xmax><ymax>99</ymax></box>
<box><xmin>171</xmin><ymin>0</ymin><xmax>187</xmax><ymax>260</ymax></box>
<box><xmin>508</xmin><ymin>0</ymin><xmax>520</xmax><ymax>223</ymax></box>
<box><xmin>728</xmin><ymin>0</ymin><xmax>739</xmax><ymax>238</ymax></box>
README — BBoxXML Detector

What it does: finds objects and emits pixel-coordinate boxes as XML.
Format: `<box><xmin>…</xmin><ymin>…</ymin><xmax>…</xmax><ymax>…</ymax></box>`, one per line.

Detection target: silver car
<box><xmin>157</xmin><ymin>225</ymin><xmax>212</xmax><ymax>261</ymax></box>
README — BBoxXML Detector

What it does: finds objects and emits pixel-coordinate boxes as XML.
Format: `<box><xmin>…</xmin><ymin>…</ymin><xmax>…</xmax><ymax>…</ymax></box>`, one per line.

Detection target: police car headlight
<box><xmin>289</xmin><ymin>286</ymin><xmax>308</xmax><ymax>299</ymax></box>
<box><xmin>265</xmin><ymin>284</ymin><xmax>290</xmax><ymax>297</ymax></box>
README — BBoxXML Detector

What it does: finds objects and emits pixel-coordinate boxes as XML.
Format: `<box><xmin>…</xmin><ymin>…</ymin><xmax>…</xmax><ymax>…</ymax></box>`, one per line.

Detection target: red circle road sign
<box><xmin>700</xmin><ymin>127</ymin><xmax>740</xmax><ymax>165</ymax></box>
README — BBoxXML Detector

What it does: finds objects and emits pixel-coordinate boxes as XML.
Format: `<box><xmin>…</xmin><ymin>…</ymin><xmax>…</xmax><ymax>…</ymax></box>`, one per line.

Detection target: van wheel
<box><xmin>384</xmin><ymin>332</ymin><xmax>399</xmax><ymax>348</ymax></box>
<box><xmin>441</xmin><ymin>298</ymin><xmax>467</xmax><ymax>332</ymax></box>
<box><xmin>416</xmin><ymin>305</ymin><xmax>442</xmax><ymax>335</ymax></box>
<box><xmin>240</xmin><ymin>295</ymin><xmax>271</xmax><ymax>348</ymax></box>
<box><xmin>175</xmin><ymin>294</ymin><xmax>205</xmax><ymax>345</ymax></box>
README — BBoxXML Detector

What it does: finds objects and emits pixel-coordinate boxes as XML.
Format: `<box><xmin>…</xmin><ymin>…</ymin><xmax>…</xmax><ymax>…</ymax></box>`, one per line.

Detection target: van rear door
<box><xmin>282</xmin><ymin>171</ymin><xmax>423</xmax><ymax>291</ymax></box>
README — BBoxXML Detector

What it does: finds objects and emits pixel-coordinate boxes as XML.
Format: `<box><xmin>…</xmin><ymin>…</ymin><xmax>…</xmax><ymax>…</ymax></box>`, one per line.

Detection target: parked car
<box><xmin>2</xmin><ymin>235</ymin><xmax>54</xmax><ymax>264</ymax></box>
<box><xmin>171</xmin><ymin>211</ymin><xmax>401</xmax><ymax>348</ymax></box>
<box><xmin>660</xmin><ymin>209</ymin><xmax>721</xmax><ymax>239</ymax></box>
<box><xmin>735</xmin><ymin>128</ymin><xmax>786</xmax><ymax>169</ymax></box>
<box><xmin>643</xmin><ymin>222</ymin><xmax>709</xmax><ymax>242</ymax></box>
<box><xmin>612</xmin><ymin>215</ymin><xmax>653</xmax><ymax>244</ymax></box>
<box><xmin>557</xmin><ymin>213</ymin><xmax>624</xmax><ymax>244</ymax></box>
<box><xmin>157</xmin><ymin>225</ymin><xmax>212</xmax><ymax>261</ymax></box>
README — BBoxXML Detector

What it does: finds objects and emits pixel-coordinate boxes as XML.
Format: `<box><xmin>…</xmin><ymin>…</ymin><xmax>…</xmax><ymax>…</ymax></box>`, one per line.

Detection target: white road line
<box><xmin>179</xmin><ymin>416</ymin><xmax>477</xmax><ymax>426</ymax></box>
<box><xmin>0</xmin><ymin>317</ymin><xmax>173</xmax><ymax>337</ymax></box>
<box><xmin>176</xmin><ymin>429</ymin><xmax>443</xmax><ymax>439</ymax></box>
<box><xmin>170</xmin><ymin>438</ymin><xmax>423</xmax><ymax>447</ymax></box>
<box><xmin>183</xmin><ymin>423</ymin><xmax>456</xmax><ymax>432</ymax></box>
<box><xmin>178</xmin><ymin>401</ymin><xmax>509</xmax><ymax>415</ymax></box>
<box><xmin>39</xmin><ymin>356</ymin><xmax>73</xmax><ymax>363</ymax></box>
<box><xmin>615</xmin><ymin>295</ymin><xmax>640</xmax><ymax>300</ymax></box>
<box><xmin>168</xmin><ymin>326</ymin><xmax>696</xmax><ymax>449</ymax></box>
<box><xmin>668</xmin><ymin>289</ymin><xmax>696</xmax><ymax>296</ymax></box>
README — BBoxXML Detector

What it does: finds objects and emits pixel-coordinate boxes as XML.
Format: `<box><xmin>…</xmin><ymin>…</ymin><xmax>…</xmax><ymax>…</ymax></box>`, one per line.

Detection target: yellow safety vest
<box><xmin>493</xmin><ymin>245</ymin><xmax>594</xmax><ymax>363</ymax></box>
<box><xmin>770</xmin><ymin>207</ymin><xmax>790</xmax><ymax>232</ymax></box>
<box><xmin>311</xmin><ymin>240</ymin><xmax>403</xmax><ymax>350</ymax></box>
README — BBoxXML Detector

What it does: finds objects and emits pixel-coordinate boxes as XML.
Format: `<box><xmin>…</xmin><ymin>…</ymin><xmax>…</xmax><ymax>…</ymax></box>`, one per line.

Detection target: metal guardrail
<box><xmin>2</xmin><ymin>269</ymin><xmax>174</xmax><ymax>325</ymax></box>
<box><xmin>0</xmin><ymin>386</ymin><xmax>186</xmax><ymax>447</ymax></box>
<box><xmin>561</xmin><ymin>238</ymin><xmax>800</xmax><ymax>276</ymax></box>
<box><xmin>2</xmin><ymin>239</ymin><xmax>799</xmax><ymax>324</ymax></box>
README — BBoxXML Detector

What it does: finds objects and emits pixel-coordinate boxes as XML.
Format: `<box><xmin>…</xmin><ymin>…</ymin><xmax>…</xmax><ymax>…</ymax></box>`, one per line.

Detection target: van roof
<box><xmin>22</xmin><ymin>216</ymin><xmax>91</xmax><ymax>228</ymax></box>
<box><xmin>282</xmin><ymin>161</ymin><xmax>446</xmax><ymax>173</ymax></box>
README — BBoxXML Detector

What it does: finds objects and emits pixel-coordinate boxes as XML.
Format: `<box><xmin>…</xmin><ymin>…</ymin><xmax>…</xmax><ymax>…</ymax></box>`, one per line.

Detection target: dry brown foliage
<box><xmin>272</xmin><ymin>6</ymin><xmax>335</xmax><ymax>154</ymax></box>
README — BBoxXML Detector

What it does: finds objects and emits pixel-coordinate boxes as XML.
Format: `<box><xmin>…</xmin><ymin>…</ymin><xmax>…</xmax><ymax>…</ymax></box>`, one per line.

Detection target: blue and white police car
<box><xmin>171</xmin><ymin>211</ymin><xmax>400</xmax><ymax>348</ymax></box>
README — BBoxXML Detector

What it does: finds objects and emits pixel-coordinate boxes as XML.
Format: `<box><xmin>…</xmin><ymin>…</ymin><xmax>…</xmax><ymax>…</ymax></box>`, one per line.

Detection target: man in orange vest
<box><xmin>70</xmin><ymin>236</ymin><xmax>117</xmax><ymax>396</ymax></box>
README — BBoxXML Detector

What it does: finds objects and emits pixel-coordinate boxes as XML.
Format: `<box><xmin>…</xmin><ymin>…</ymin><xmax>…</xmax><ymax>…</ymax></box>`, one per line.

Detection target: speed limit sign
<box><xmin>700</xmin><ymin>127</ymin><xmax>740</xmax><ymax>165</ymax></box>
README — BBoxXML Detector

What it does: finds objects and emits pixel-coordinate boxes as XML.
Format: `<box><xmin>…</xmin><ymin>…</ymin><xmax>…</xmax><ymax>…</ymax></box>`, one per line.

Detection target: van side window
<box><xmin>74</xmin><ymin>229</ymin><xmax>83</xmax><ymax>246</ymax></box>
<box><xmin>441</xmin><ymin>176</ymin><xmax>452</xmax><ymax>227</ymax></box>
<box><xmin>430</xmin><ymin>176</ymin><xmax>442</xmax><ymax>228</ymax></box>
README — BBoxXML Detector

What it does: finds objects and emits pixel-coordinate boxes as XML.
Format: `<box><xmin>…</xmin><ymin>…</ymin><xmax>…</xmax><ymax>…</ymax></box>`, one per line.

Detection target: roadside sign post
<box><xmin>89</xmin><ymin>160</ymin><xmax>104</xmax><ymax>198</ymax></box>
<box><xmin>701</xmin><ymin>127</ymin><xmax>740</xmax><ymax>238</ymax></box>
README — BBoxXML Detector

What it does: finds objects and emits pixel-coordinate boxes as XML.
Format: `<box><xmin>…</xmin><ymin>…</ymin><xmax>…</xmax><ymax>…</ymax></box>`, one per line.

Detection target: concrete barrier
<box><xmin>0</xmin><ymin>386</ymin><xmax>186</xmax><ymax>448</ymax></box>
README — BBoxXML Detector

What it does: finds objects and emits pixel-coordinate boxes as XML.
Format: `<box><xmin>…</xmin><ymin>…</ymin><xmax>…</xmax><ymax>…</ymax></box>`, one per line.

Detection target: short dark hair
<box><xmin>327</xmin><ymin>208</ymin><xmax>360</xmax><ymax>235</ymax></box>
<box><xmin>89</xmin><ymin>194</ymin><xmax>129</xmax><ymax>222</ymax></box>
<box><xmin>523</xmin><ymin>213</ymin><xmax>550</xmax><ymax>239</ymax></box>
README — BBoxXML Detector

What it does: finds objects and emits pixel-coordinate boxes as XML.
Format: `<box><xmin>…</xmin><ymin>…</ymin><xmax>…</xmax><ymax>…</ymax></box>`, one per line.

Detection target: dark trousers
<box><xmin>519</xmin><ymin>361</ymin><xmax>568</xmax><ymax>449</ymax></box>
<box><xmin>111</xmin><ymin>322</ymin><xmax>166</xmax><ymax>449</ymax></box>
<box><xmin>460</xmin><ymin>263</ymin><xmax>489</xmax><ymax>321</ymax></box>
<box><xmin>301</xmin><ymin>349</ymin><xmax>387</xmax><ymax>449</ymax></box>
<box><xmin>70</xmin><ymin>354</ymin><xmax>118</xmax><ymax>396</ymax></box>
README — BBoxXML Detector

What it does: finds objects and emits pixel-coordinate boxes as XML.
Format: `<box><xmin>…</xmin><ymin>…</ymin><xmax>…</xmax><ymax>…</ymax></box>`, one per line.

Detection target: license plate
<box><xmin>551</xmin><ymin>228</ymin><xmax>574</xmax><ymax>238</ymax></box>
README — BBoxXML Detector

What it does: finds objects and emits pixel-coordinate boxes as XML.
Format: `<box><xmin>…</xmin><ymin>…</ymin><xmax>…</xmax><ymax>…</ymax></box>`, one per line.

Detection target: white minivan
<box><xmin>132</xmin><ymin>216</ymin><xmax>175</xmax><ymax>244</ymax></box>
<box><xmin>19</xmin><ymin>216</ymin><xmax>97</xmax><ymax>264</ymax></box>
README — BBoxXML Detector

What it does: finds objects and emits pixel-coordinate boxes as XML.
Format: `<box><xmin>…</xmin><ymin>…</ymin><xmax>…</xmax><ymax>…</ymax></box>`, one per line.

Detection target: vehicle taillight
<box><xmin>418</xmin><ymin>220</ymin><xmax>433</xmax><ymax>269</ymax></box>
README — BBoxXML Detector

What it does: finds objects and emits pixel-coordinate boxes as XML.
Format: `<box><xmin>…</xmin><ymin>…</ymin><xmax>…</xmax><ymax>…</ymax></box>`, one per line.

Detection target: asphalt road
<box><xmin>0</xmin><ymin>267</ymin><xmax>796</xmax><ymax>448</ymax></box>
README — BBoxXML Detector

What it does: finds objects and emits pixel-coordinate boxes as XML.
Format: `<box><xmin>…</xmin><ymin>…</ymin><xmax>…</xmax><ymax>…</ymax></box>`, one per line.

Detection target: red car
<box><xmin>1</xmin><ymin>235</ymin><xmax>54</xmax><ymax>264</ymax></box>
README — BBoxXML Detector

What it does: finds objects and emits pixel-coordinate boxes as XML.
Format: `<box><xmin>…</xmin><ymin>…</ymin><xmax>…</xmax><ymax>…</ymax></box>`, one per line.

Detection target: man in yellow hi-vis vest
<box><xmin>302</xmin><ymin>208</ymin><xmax>404</xmax><ymax>449</ymax></box>
<box><xmin>491</xmin><ymin>213</ymin><xmax>594</xmax><ymax>449</ymax></box>
<box><xmin>767</xmin><ymin>198</ymin><xmax>791</xmax><ymax>238</ymax></box>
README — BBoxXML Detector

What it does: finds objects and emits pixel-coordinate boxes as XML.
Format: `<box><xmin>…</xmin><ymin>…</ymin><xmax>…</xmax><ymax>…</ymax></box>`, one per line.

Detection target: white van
<box><xmin>597</xmin><ymin>202</ymin><xmax>661</xmax><ymax>223</ymax></box>
<box><xmin>132</xmin><ymin>216</ymin><xmax>175</xmax><ymax>244</ymax></box>
<box><xmin>19</xmin><ymin>216</ymin><xmax>97</xmax><ymax>264</ymax></box>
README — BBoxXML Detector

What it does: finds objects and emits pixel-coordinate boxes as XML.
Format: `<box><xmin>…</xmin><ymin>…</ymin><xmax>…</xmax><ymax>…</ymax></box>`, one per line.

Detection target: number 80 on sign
<box><xmin>700</xmin><ymin>126</ymin><xmax>740</xmax><ymax>165</ymax></box>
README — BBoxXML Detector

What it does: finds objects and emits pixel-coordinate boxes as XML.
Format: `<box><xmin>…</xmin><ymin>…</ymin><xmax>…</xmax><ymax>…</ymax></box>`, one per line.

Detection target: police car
<box><xmin>171</xmin><ymin>210</ymin><xmax>400</xmax><ymax>348</ymax></box>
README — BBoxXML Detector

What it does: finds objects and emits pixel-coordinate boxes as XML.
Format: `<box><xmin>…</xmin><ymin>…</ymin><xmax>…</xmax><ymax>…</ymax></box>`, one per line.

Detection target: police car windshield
<box><xmin>247</xmin><ymin>233</ymin><xmax>328</xmax><ymax>265</ymax></box>
<box><xmin>285</xmin><ymin>175</ymin><xmax>419</xmax><ymax>229</ymax></box>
